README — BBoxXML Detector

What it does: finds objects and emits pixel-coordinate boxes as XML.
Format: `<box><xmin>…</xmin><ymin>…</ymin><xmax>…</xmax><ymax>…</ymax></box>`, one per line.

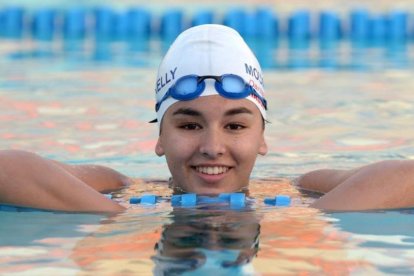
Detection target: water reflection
<box><xmin>0</xmin><ymin>211</ymin><xmax>104</xmax><ymax>274</ymax></box>
<box><xmin>153</xmin><ymin>205</ymin><xmax>261</xmax><ymax>275</ymax></box>
<box><xmin>329</xmin><ymin>209</ymin><xmax>414</xmax><ymax>274</ymax></box>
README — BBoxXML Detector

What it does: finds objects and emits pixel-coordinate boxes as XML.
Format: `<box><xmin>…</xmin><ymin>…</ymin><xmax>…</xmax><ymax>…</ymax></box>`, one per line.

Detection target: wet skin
<box><xmin>155</xmin><ymin>95</ymin><xmax>268</xmax><ymax>195</ymax></box>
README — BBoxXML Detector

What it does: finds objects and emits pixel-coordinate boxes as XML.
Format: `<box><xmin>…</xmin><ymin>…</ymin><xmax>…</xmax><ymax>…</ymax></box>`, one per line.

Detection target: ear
<box><xmin>258</xmin><ymin>135</ymin><xmax>268</xmax><ymax>156</ymax></box>
<box><xmin>155</xmin><ymin>137</ymin><xmax>165</xmax><ymax>156</ymax></box>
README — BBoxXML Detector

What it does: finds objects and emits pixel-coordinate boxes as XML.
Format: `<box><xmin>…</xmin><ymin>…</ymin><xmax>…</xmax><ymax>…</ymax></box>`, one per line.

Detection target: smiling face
<box><xmin>155</xmin><ymin>95</ymin><xmax>268</xmax><ymax>194</ymax></box>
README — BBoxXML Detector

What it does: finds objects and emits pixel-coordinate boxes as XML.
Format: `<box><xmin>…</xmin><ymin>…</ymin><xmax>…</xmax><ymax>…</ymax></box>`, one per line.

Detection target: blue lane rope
<box><xmin>130</xmin><ymin>193</ymin><xmax>291</xmax><ymax>208</ymax></box>
<box><xmin>0</xmin><ymin>6</ymin><xmax>412</xmax><ymax>42</ymax></box>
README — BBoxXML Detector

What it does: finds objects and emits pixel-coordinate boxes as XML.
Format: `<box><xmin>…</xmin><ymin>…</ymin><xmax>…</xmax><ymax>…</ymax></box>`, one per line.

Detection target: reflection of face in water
<box><xmin>152</xmin><ymin>206</ymin><xmax>261</xmax><ymax>274</ymax></box>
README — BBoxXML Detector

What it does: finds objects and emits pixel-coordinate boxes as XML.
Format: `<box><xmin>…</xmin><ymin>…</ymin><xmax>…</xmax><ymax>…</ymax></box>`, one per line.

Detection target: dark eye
<box><xmin>180</xmin><ymin>123</ymin><xmax>201</xmax><ymax>130</ymax></box>
<box><xmin>226</xmin><ymin>123</ymin><xmax>245</xmax><ymax>130</ymax></box>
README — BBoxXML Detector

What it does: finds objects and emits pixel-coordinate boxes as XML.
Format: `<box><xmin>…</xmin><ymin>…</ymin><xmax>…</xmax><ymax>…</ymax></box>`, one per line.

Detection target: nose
<box><xmin>199</xmin><ymin>127</ymin><xmax>226</xmax><ymax>159</ymax></box>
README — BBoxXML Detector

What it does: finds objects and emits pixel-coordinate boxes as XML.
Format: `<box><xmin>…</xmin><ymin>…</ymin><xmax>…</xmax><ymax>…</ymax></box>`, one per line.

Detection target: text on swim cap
<box><xmin>249</xmin><ymin>79</ymin><xmax>265</xmax><ymax>96</ymax></box>
<box><xmin>156</xmin><ymin>67</ymin><xmax>177</xmax><ymax>93</ymax></box>
<box><xmin>249</xmin><ymin>91</ymin><xmax>266</xmax><ymax>110</ymax></box>
<box><xmin>244</xmin><ymin>63</ymin><xmax>263</xmax><ymax>86</ymax></box>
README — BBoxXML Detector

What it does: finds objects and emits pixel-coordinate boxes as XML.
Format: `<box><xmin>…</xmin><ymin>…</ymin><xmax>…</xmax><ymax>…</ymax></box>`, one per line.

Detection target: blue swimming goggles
<box><xmin>155</xmin><ymin>74</ymin><xmax>267</xmax><ymax>112</ymax></box>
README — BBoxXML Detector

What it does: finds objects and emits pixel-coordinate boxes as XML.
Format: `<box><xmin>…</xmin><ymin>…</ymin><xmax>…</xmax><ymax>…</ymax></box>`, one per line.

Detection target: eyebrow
<box><xmin>172</xmin><ymin>108</ymin><xmax>202</xmax><ymax>117</ymax></box>
<box><xmin>172</xmin><ymin>107</ymin><xmax>253</xmax><ymax>117</ymax></box>
<box><xmin>224</xmin><ymin>107</ymin><xmax>253</xmax><ymax>116</ymax></box>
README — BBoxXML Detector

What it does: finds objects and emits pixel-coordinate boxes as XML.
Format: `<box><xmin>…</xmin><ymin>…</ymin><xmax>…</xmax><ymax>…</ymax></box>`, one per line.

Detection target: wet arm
<box><xmin>51</xmin><ymin>160</ymin><xmax>131</xmax><ymax>193</ymax></box>
<box><xmin>0</xmin><ymin>150</ymin><xmax>125</xmax><ymax>212</ymax></box>
<box><xmin>299</xmin><ymin>160</ymin><xmax>414</xmax><ymax>211</ymax></box>
<box><xmin>297</xmin><ymin>167</ymin><xmax>359</xmax><ymax>194</ymax></box>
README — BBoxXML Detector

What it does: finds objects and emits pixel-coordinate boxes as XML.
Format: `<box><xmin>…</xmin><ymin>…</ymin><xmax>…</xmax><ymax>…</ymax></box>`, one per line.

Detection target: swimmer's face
<box><xmin>155</xmin><ymin>95</ymin><xmax>268</xmax><ymax>194</ymax></box>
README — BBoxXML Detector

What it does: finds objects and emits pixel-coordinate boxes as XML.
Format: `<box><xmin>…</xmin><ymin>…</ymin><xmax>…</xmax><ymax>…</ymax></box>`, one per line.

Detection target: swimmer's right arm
<box><xmin>50</xmin><ymin>159</ymin><xmax>131</xmax><ymax>193</ymax></box>
<box><xmin>0</xmin><ymin>150</ymin><xmax>126</xmax><ymax>212</ymax></box>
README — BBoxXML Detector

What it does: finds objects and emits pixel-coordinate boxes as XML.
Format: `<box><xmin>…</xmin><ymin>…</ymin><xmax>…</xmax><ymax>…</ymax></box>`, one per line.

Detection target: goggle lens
<box><xmin>175</xmin><ymin>76</ymin><xmax>199</xmax><ymax>95</ymax></box>
<box><xmin>221</xmin><ymin>75</ymin><xmax>245</xmax><ymax>93</ymax></box>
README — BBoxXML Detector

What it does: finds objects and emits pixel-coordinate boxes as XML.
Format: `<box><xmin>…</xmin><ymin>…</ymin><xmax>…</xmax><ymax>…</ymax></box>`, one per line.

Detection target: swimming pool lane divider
<box><xmin>0</xmin><ymin>6</ymin><xmax>411</xmax><ymax>42</ymax></box>
<box><xmin>0</xmin><ymin>193</ymin><xmax>291</xmax><ymax>212</ymax></box>
<box><xmin>129</xmin><ymin>193</ymin><xmax>292</xmax><ymax>208</ymax></box>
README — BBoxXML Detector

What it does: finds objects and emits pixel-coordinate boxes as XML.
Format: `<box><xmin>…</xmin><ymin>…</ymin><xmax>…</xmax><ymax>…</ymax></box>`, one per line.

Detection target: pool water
<box><xmin>2</xmin><ymin>13</ymin><xmax>414</xmax><ymax>276</ymax></box>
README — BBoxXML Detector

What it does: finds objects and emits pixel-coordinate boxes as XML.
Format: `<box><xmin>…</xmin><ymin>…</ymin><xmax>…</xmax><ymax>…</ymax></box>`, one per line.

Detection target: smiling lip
<box><xmin>191</xmin><ymin>165</ymin><xmax>232</xmax><ymax>183</ymax></box>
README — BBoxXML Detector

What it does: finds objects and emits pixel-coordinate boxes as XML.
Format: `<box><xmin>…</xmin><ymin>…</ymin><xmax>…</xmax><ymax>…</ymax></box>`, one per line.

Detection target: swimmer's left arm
<box><xmin>299</xmin><ymin>160</ymin><xmax>414</xmax><ymax>211</ymax></box>
<box><xmin>296</xmin><ymin>167</ymin><xmax>359</xmax><ymax>194</ymax></box>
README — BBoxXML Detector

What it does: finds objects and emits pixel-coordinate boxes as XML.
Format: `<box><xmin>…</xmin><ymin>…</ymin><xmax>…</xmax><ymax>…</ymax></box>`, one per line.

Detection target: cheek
<box><xmin>230</xmin><ymin>133</ymin><xmax>265</xmax><ymax>164</ymax></box>
<box><xmin>161</xmin><ymin>133</ymin><xmax>197</xmax><ymax>163</ymax></box>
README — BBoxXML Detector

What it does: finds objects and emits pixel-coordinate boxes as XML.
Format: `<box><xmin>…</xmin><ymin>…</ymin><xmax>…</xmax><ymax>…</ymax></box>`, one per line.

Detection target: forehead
<box><xmin>164</xmin><ymin>95</ymin><xmax>262</xmax><ymax>119</ymax></box>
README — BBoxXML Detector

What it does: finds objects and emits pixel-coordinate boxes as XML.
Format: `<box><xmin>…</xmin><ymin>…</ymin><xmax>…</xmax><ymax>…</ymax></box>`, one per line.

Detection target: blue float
<box><xmin>350</xmin><ymin>9</ymin><xmax>370</xmax><ymax>41</ymax></box>
<box><xmin>264</xmin><ymin>195</ymin><xmax>291</xmax><ymax>206</ymax></box>
<box><xmin>218</xmin><ymin>193</ymin><xmax>246</xmax><ymax>207</ymax></box>
<box><xmin>171</xmin><ymin>193</ymin><xmax>197</xmax><ymax>207</ymax></box>
<box><xmin>160</xmin><ymin>9</ymin><xmax>183</xmax><ymax>39</ymax></box>
<box><xmin>126</xmin><ymin>8</ymin><xmax>151</xmax><ymax>38</ymax></box>
<box><xmin>94</xmin><ymin>6</ymin><xmax>117</xmax><ymax>38</ymax></box>
<box><xmin>369</xmin><ymin>15</ymin><xmax>387</xmax><ymax>42</ymax></box>
<box><xmin>387</xmin><ymin>10</ymin><xmax>408</xmax><ymax>41</ymax></box>
<box><xmin>1</xmin><ymin>6</ymin><xmax>24</xmax><ymax>38</ymax></box>
<box><xmin>32</xmin><ymin>8</ymin><xmax>56</xmax><ymax>40</ymax></box>
<box><xmin>319</xmin><ymin>11</ymin><xmax>342</xmax><ymax>40</ymax></box>
<box><xmin>130</xmin><ymin>194</ymin><xmax>158</xmax><ymax>205</ymax></box>
<box><xmin>112</xmin><ymin>11</ymin><xmax>127</xmax><ymax>39</ymax></box>
<box><xmin>256</xmin><ymin>7</ymin><xmax>278</xmax><ymax>39</ymax></box>
<box><xmin>192</xmin><ymin>9</ymin><xmax>214</xmax><ymax>26</ymax></box>
<box><xmin>244</xmin><ymin>13</ymin><xmax>258</xmax><ymax>37</ymax></box>
<box><xmin>288</xmin><ymin>10</ymin><xmax>311</xmax><ymax>41</ymax></box>
<box><xmin>63</xmin><ymin>7</ymin><xmax>87</xmax><ymax>39</ymax></box>
<box><xmin>223</xmin><ymin>8</ymin><xmax>247</xmax><ymax>37</ymax></box>
<box><xmin>181</xmin><ymin>193</ymin><xmax>197</xmax><ymax>206</ymax></box>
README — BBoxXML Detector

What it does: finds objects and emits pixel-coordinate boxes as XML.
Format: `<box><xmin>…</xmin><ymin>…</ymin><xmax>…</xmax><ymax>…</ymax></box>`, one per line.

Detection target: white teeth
<box><xmin>195</xmin><ymin>166</ymin><xmax>229</xmax><ymax>175</ymax></box>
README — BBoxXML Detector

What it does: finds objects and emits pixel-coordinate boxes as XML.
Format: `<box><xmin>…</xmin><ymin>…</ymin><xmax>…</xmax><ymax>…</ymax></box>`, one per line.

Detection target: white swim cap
<box><xmin>154</xmin><ymin>24</ymin><xmax>266</xmax><ymax>125</ymax></box>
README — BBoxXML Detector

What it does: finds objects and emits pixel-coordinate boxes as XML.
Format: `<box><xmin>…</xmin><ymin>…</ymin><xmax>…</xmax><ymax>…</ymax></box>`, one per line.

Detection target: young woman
<box><xmin>1</xmin><ymin>24</ymin><xmax>414</xmax><ymax>212</ymax></box>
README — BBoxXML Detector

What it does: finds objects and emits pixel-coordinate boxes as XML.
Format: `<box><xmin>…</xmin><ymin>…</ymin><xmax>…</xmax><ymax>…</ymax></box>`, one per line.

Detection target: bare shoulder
<box><xmin>0</xmin><ymin>149</ymin><xmax>131</xmax><ymax>192</ymax></box>
<box><xmin>0</xmin><ymin>149</ymin><xmax>127</xmax><ymax>212</ymax></box>
<box><xmin>0</xmin><ymin>149</ymin><xmax>48</xmax><ymax>170</ymax></box>
<box><xmin>296</xmin><ymin>168</ymin><xmax>359</xmax><ymax>194</ymax></box>
<box><xmin>54</xmin><ymin>162</ymin><xmax>131</xmax><ymax>192</ymax></box>
<box><xmin>306</xmin><ymin>160</ymin><xmax>414</xmax><ymax>211</ymax></box>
